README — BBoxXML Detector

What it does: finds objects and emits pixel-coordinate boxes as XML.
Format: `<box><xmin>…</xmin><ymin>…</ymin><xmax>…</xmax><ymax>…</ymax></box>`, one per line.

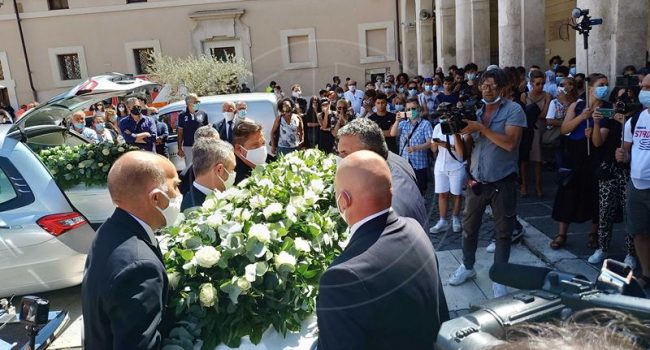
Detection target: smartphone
<box><xmin>597</xmin><ymin>108</ymin><xmax>615</xmax><ymax>119</ymax></box>
<box><xmin>432</xmin><ymin>138</ymin><xmax>443</xmax><ymax>143</ymax></box>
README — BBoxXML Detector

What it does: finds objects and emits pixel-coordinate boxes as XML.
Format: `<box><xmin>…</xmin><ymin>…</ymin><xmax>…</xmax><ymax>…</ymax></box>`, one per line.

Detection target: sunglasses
<box><xmin>407</xmin><ymin>107</ymin><xmax>418</xmax><ymax>111</ymax></box>
<box><xmin>337</xmin><ymin>107</ymin><xmax>347</xmax><ymax>110</ymax></box>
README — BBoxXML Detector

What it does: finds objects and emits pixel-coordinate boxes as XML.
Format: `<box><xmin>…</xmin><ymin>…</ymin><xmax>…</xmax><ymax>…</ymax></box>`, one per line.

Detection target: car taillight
<box><xmin>37</xmin><ymin>212</ymin><xmax>87</xmax><ymax>236</ymax></box>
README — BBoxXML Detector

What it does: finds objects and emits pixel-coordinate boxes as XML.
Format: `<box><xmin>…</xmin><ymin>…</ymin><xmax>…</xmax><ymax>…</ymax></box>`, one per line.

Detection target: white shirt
<box><xmin>344</xmin><ymin>89</ymin><xmax>365</xmax><ymax>115</ymax></box>
<box><xmin>192</xmin><ymin>181</ymin><xmax>213</xmax><ymax>195</ymax></box>
<box><xmin>349</xmin><ymin>208</ymin><xmax>391</xmax><ymax>240</ymax></box>
<box><xmin>624</xmin><ymin>109</ymin><xmax>650</xmax><ymax>189</ymax></box>
<box><xmin>128</xmin><ymin>212</ymin><xmax>157</xmax><ymax>246</ymax></box>
<box><xmin>432</xmin><ymin>124</ymin><xmax>464</xmax><ymax>172</ymax></box>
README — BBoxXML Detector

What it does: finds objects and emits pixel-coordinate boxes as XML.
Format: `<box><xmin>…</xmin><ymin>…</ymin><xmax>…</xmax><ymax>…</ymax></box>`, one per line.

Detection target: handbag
<box><xmin>542</xmin><ymin>125</ymin><xmax>563</xmax><ymax>147</ymax></box>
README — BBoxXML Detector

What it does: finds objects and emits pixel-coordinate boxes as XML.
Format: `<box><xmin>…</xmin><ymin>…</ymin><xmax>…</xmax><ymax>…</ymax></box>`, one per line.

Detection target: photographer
<box><xmin>390</xmin><ymin>97</ymin><xmax>434</xmax><ymax>194</ymax></box>
<box><xmin>447</xmin><ymin>68</ymin><xmax>527</xmax><ymax>298</ymax></box>
<box><xmin>587</xmin><ymin>94</ymin><xmax>637</xmax><ymax>268</ymax></box>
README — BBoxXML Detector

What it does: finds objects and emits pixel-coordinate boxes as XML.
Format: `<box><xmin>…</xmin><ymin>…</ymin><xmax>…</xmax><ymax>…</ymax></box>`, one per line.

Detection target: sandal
<box><xmin>587</xmin><ymin>232</ymin><xmax>599</xmax><ymax>249</ymax></box>
<box><xmin>550</xmin><ymin>234</ymin><xmax>567</xmax><ymax>250</ymax></box>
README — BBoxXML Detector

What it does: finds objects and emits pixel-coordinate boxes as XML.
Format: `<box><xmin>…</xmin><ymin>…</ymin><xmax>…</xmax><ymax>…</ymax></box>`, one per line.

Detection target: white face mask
<box><xmin>223</xmin><ymin>112</ymin><xmax>235</xmax><ymax>122</ymax></box>
<box><xmin>482</xmin><ymin>96</ymin><xmax>502</xmax><ymax>105</ymax></box>
<box><xmin>217</xmin><ymin>168</ymin><xmax>236</xmax><ymax>190</ymax></box>
<box><xmin>152</xmin><ymin>189</ymin><xmax>183</xmax><ymax>227</ymax></box>
<box><xmin>335</xmin><ymin>155</ymin><xmax>342</xmax><ymax>167</ymax></box>
<box><xmin>336</xmin><ymin>191</ymin><xmax>349</xmax><ymax>225</ymax></box>
<box><xmin>242</xmin><ymin>145</ymin><xmax>267</xmax><ymax>166</ymax></box>
<box><xmin>292</xmin><ymin>91</ymin><xmax>301</xmax><ymax>98</ymax></box>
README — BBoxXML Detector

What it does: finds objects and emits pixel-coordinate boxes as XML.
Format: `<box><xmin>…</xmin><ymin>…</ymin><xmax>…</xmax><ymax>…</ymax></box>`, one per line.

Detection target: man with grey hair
<box><xmin>179</xmin><ymin>125</ymin><xmax>220</xmax><ymax>195</ymax></box>
<box><xmin>119</xmin><ymin>97</ymin><xmax>157</xmax><ymax>152</ymax></box>
<box><xmin>337</xmin><ymin>118</ymin><xmax>428</xmax><ymax>231</ymax></box>
<box><xmin>82</xmin><ymin>151</ymin><xmax>181</xmax><ymax>349</ymax></box>
<box><xmin>181</xmin><ymin>138</ymin><xmax>236</xmax><ymax>211</ymax></box>
<box><xmin>177</xmin><ymin>93</ymin><xmax>208</xmax><ymax>166</ymax></box>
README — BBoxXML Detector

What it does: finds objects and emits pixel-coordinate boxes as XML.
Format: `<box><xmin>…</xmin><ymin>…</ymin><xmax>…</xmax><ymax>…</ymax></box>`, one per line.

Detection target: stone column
<box><xmin>415</xmin><ymin>0</ymin><xmax>435</xmax><ymax>76</ymax></box>
<box><xmin>575</xmin><ymin>0</ymin><xmax>648</xmax><ymax>80</ymax></box>
<box><xmin>400</xmin><ymin>0</ymin><xmax>418</xmax><ymax>76</ymax></box>
<box><xmin>455</xmin><ymin>0</ymin><xmax>490</xmax><ymax>68</ymax></box>
<box><xmin>435</xmin><ymin>0</ymin><xmax>456</xmax><ymax>71</ymax></box>
<box><xmin>498</xmin><ymin>0</ymin><xmax>545</xmax><ymax>68</ymax></box>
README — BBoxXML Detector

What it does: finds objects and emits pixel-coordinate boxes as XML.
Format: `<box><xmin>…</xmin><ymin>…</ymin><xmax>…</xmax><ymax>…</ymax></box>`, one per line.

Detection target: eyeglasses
<box><xmin>407</xmin><ymin>107</ymin><xmax>418</xmax><ymax>111</ymax></box>
<box><xmin>337</xmin><ymin>107</ymin><xmax>347</xmax><ymax>110</ymax></box>
<box><xmin>480</xmin><ymin>83</ymin><xmax>498</xmax><ymax>90</ymax></box>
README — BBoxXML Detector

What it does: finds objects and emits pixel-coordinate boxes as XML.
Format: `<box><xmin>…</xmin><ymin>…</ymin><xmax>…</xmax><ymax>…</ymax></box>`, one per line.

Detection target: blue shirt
<box><xmin>470</xmin><ymin>99</ymin><xmax>527</xmax><ymax>182</ymax></box>
<box><xmin>433</xmin><ymin>92</ymin><xmax>460</xmax><ymax>110</ymax></box>
<box><xmin>397</xmin><ymin>119</ymin><xmax>434</xmax><ymax>170</ymax></box>
<box><xmin>119</xmin><ymin>115</ymin><xmax>157</xmax><ymax>152</ymax></box>
<box><xmin>177</xmin><ymin>108</ymin><xmax>209</xmax><ymax>147</ymax></box>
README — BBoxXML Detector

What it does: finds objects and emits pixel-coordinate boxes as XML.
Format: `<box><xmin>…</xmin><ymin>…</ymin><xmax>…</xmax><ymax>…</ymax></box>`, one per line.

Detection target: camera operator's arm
<box><xmin>461</xmin><ymin>120</ymin><xmax>523</xmax><ymax>152</ymax></box>
<box><xmin>591</xmin><ymin>110</ymin><xmax>610</xmax><ymax>147</ymax></box>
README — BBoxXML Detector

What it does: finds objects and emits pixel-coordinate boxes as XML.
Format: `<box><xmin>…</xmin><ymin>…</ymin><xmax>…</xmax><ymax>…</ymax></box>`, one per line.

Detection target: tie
<box><xmin>227</xmin><ymin>121</ymin><xmax>233</xmax><ymax>143</ymax></box>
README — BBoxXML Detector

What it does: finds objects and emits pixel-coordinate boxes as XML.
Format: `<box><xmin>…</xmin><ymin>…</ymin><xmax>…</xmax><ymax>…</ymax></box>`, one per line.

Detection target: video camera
<box><xmin>435</xmin><ymin>259</ymin><xmax>650</xmax><ymax>350</ymax></box>
<box><xmin>433</xmin><ymin>102</ymin><xmax>478</xmax><ymax>135</ymax></box>
<box><xmin>614</xmin><ymin>89</ymin><xmax>643</xmax><ymax>115</ymax></box>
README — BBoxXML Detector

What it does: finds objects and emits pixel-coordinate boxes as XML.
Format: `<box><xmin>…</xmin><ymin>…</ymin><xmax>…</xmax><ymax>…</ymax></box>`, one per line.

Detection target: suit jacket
<box><xmin>180</xmin><ymin>183</ymin><xmax>208</xmax><ymax>211</ymax></box>
<box><xmin>387</xmin><ymin>151</ymin><xmax>429</xmax><ymax>231</ymax></box>
<box><xmin>213</xmin><ymin>119</ymin><xmax>233</xmax><ymax>143</ymax></box>
<box><xmin>317</xmin><ymin>211</ymin><xmax>448</xmax><ymax>350</ymax></box>
<box><xmin>82</xmin><ymin>208</ymin><xmax>169</xmax><ymax>350</ymax></box>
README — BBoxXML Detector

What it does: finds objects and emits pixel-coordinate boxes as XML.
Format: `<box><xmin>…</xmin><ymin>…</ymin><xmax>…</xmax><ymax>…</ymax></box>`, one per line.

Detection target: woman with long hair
<box><xmin>304</xmin><ymin>96</ymin><xmax>321</xmax><ymax>148</ymax></box>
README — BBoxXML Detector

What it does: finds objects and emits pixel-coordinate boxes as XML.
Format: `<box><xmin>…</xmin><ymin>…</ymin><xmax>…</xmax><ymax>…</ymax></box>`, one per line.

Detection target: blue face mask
<box><xmin>424</xmin><ymin>85</ymin><xmax>433</xmax><ymax>92</ymax></box>
<box><xmin>238</xmin><ymin>109</ymin><xmax>247</xmax><ymax>117</ymax></box>
<box><xmin>95</xmin><ymin>123</ymin><xmax>105</xmax><ymax>132</ymax></box>
<box><xmin>408</xmin><ymin>89</ymin><xmax>417</xmax><ymax>97</ymax></box>
<box><xmin>556</xmin><ymin>77</ymin><xmax>564</xmax><ymax>85</ymax></box>
<box><xmin>569</xmin><ymin>67</ymin><xmax>577</xmax><ymax>76</ymax></box>
<box><xmin>73</xmin><ymin>122</ymin><xmax>85</xmax><ymax>130</ymax></box>
<box><xmin>553</xmin><ymin>63</ymin><xmax>559</xmax><ymax>71</ymax></box>
<box><xmin>639</xmin><ymin>90</ymin><xmax>650</xmax><ymax>107</ymax></box>
<box><xmin>398</xmin><ymin>87</ymin><xmax>405</xmax><ymax>94</ymax></box>
<box><xmin>466</xmin><ymin>73</ymin><xmax>476</xmax><ymax>81</ymax></box>
<box><xmin>193</xmin><ymin>103</ymin><xmax>201</xmax><ymax>110</ymax></box>
<box><xmin>594</xmin><ymin>86</ymin><xmax>609</xmax><ymax>101</ymax></box>
<box><xmin>409</xmin><ymin>109</ymin><xmax>419</xmax><ymax>119</ymax></box>
<box><xmin>394</xmin><ymin>104</ymin><xmax>404</xmax><ymax>111</ymax></box>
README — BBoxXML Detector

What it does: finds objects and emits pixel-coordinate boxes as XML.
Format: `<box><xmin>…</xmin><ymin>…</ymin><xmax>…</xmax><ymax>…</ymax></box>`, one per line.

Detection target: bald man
<box><xmin>82</xmin><ymin>151</ymin><xmax>181</xmax><ymax>350</ymax></box>
<box><xmin>70</xmin><ymin>111</ymin><xmax>99</xmax><ymax>143</ymax></box>
<box><xmin>317</xmin><ymin>150</ymin><xmax>447</xmax><ymax>350</ymax></box>
<box><xmin>214</xmin><ymin>101</ymin><xmax>237</xmax><ymax>143</ymax></box>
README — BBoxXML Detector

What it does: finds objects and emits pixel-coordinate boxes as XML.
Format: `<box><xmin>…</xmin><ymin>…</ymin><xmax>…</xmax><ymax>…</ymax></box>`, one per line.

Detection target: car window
<box><xmin>162</xmin><ymin>111</ymin><xmax>181</xmax><ymax>136</ymax></box>
<box><xmin>0</xmin><ymin>167</ymin><xmax>17</xmax><ymax>204</ymax></box>
<box><xmin>25</xmin><ymin>131</ymin><xmax>88</xmax><ymax>153</ymax></box>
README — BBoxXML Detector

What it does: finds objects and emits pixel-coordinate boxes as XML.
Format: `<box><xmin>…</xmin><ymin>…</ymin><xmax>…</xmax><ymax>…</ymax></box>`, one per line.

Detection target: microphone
<box><xmin>489</xmin><ymin>263</ymin><xmax>553</xmax><ymax>290</ymax></box>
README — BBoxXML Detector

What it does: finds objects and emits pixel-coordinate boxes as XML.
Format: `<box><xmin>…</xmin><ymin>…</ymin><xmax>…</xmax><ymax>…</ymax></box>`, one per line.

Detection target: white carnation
<box><xmin>294</xmin><ymin>237</ymin><xmax>311</xmax><ymax>253</ymax></box>
<box><xmin>274</xmin><ymin>251</ymin><xmax>297</xmax><ymax>269</ymax></box>
<box><xmin>202</xmin><ymin>198</ymin><xmax>217</xmax><ymax>210</ymax></box>
<box><xmin>263</xmin><ymin>202</ymin><xmax>283</xmax><ymax>219</ymax></box>
<box><xmin>310</xmin><ymin>179</ymin><xmax>325</xmax><ymax>194</ymax></box>
<box><xmin>195</xmin><ymin>246</ymin><xmax>221</xmax><ymax>268</ymax></box>
<box><xmin>236</xmin><ymin>276</ymin><xmax>251</xmax><ymax>291</ymax></box>
<box><xmin>199</xmin><ymin>283</ymin><xmax>218</xmax><ymax>307</ymax></box>
<box><xmin>249</xmin><ymin>224</ymin><xmax>271</xmax><ymax>243</ymax></box>
<box><xmin>102</xmin><ymin>148</ymin><xmax>110</xmax><ymax>156</ymax></box>
<box><xmin>66</xmin><ymin>164</ymin><xmax>73</xmax><ymax>170</ymax></box>
<box><xmin>303</xmin><ymin>190</ymin><xmax>319</xmax><ymax>206</ymax></box>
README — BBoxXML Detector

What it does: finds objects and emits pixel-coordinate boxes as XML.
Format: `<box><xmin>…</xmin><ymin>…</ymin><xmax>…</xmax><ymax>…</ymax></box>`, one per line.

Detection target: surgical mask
<box><xmin>553</xmin><ymin>63</ymin><xmax>559</xmax><ymax>71</ymax></box>
<box><xmin>482</xmin><ymin>96</ymin><xmax>502</xmax><ymax>105</ymax></box>
<box><xmin>193</xmin><ymin>103</ymin><xmax>201</xmax><ymax>110</ymax></box>
<box><xmin>556</xmin><ymin>77</ymin><xmax>564</xmax><ymax>85</ymax></box>
<box><xmin>408</xmin><ymin>89</ymin><xmax>417</xmax><ymax>97</ymax></box>
<box><xmin>336</xmin><ymin>191</ymin><xmax>349</xmax><ymax>225</ymax></box>
<box><xmin>73</xmin><ymin>122</ymin><xmax>85</xmax><ymax>130</ymax></box>
<box><xmin>639</xmin><ymin>90</ymin><xmax>650</xmax><ymax>107</ymax></box>
<box><xmin>433</xmin><ymin>84</ymin><xmax>439</xmax><ymax>91</ymax></box>
<box><xmin>118</xmin><ymin>106</ymin><xmax>125</xmax><ymax>112</ymax></box>
<box><xmin>111</xmin><ymin>115</ymin><xmax>118</xmax><ymax>121</ymax></box>
<box><xmin>292</xmin><ymin>91</ymin><xmax>301</xmax><ymax>98</ymax></box>
<box><xmin>466</xmin><ymin>73</ymin><xmax>476</xmax><ymax>80</ymax></box>
<box><xmin>594</xmin><ymin>86</ymin><xmax>609</xmax><ymax>101</ymax></box>
<box><xmin>384</xmin><ymin>87</ymin><xmax>393</xmax><ymax>93</ymax></box>
<box><xmin>335</xmin><ymin>155</ymin><xmax>342</xmax><ymax>167</ymax></box>
<box><xmin>95</xmin><ymin>123</ymin><xmax>105</xmax><ymax>132</ymax></box>
<box><xmin>238</xmin><ymin>109</ymin><xmax>247</xmax><ymax>117</ymax></box>
<box><xmin>398</xmin><ymin>87</ymin><xmax>405</xmax><ymax>94</ymax></box>
<box><xmin>337</xmin><ymin>93</ymin><xmax>343</xmax><ymax>98</ymax></box>
<box><xmin>558</xmin><ymin>87</ymin><xmax>567</xmax><ymax>95</ymax></box>
<box><xmin>424</xmin><ymin>85</ymin><xmax>433</xmax><ymax>92</ymax></box>
<box><xmin>409</xmin><ymin>109</ymin><xmax>419</xmax><ymax>119</ymax></box>
<box><xmin>242</xmin><ymin>145</ymin><xmax>267</xmax><ymax>166</ymax></box>
<box><xmin>217</xmin><ymin>169</ymin><xmax>236</xmax><ymax>190</ymax></box>
<box><xmin>569</xmin><ymin>67</ymin><xmax>577</xmax><ymax>76</ymax></box>
<box><xmin>153</xmin><ymin>189</ymin><xmax>183</xmax><ymax>227</ymax></box>
<box><xmin>395</xmin><ymin>104</ymin><xmax>404</xmax><ymax>112</ymax></box>
<box><xmin>223</xmin><ymin>112</ymin><xmax>235</xmax><ymax>121</ymax></box>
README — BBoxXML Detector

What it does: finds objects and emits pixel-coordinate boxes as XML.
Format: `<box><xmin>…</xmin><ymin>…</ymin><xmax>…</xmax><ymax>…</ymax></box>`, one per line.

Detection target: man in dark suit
<box><xmin>180</xmin><ymin>138</ymin><xmax>236</xmax><ymax>211</ymax></box>
<box><xmin>336</xmin><ymin>118</ymin><xmax>429</xmax><ymax>231</ymax></box>
<box><xmin>317</xmin><ymin>150</ymin><xmax>448</xmax><ymax>350</ymax></box>
<box><xmin>213</xmin><ymin>101</ymin><xmax>237</xmax><ymax>143</ymax></box>
<box><xmin>82</xmin><ymin>151</ymin><xmax>182</xmax><ymax>350</ymax></box>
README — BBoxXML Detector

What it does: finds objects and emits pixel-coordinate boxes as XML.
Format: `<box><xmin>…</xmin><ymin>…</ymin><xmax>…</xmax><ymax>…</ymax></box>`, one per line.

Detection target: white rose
<box><xmin>118</xmin><ymin>147</ymin><xmax>125</xmax><ymax>152</ymax></box>
<box><xmin>195</xmin><ymin>246</ymin><xmax>221</xmax><ymax>268</ymax></box>
<box><xmin>206</xmin><ymin>213</ymin><xmax>223</xmax><ymax>227</ymax></box>
<box><xmin>274</xmin><ymin>251</ymin><xmax>297</xmax><ymax>269</ymax></box>
<box><xmin>199</xmin><ymin>283</ymin><xmax>218</xmax><ymax>307</ymax></box>
<box><xmin>310</xmin><ymin>179</ymin><xmax>325</xmax><ymax>194</ymax></box>
<box><xmin>258</xmin><ymin>178</ymin><xmax>274</xmax><ymax>189</ymax></box>
<box><xmin>167</xmin><ymin>272</ymin><xmax>181</xmax><ymax>290</ymax></box>
<box><xmin>249</xmin><ymin>224</ymin><xmax>271</xmax><ymax>243</ymax></box>
<box><xmin>202</xmin><ymin>198</ymin><xmax>217</xmax><ymax>210</ymax></box>
<box><xmin>236</xmin><ymin>277</ymin><xmax>251</xmax><ymax>291</ymax></box>
<box><xmin>263</xmin><ymin>203</ymin><xmax>283</xmax><ymax>219</ymax></box>
<box><xmin>102</xmin><ymin>148</ymin><xmax>110</xmax><ymax>156</ymax></box>
<box><xmin>294</xmin><ymin>237</ymin><xmax>311</xmax><ymax>253</ymax></box>
<box><xmin>250</xmin><ymin>195</ymin><xmax>266</xmax><ymax>209</ymax></box>
<box><xmin>78</xmin><ymin>163</ymin><xmax>85</xmax><ymax>169</ymax></box>
<box><xmin>303</xmin><ymin>190</ymin><xmax>319</xmax><ymax>206</ymax></box>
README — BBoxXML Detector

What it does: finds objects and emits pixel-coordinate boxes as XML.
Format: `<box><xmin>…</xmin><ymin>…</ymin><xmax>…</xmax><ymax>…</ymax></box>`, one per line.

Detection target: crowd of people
<box><xmin>4</xmin><ymin>55</ymin><xmax>649</xmax><ymax>349</ymax></box>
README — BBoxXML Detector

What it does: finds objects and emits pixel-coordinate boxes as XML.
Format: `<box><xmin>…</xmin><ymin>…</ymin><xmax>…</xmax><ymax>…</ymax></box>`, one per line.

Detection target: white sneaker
<box><xmin>448</xmin><ymin>264</ymin><xmax>476</xmax><ymax>286</ymax></box>
<box><xmin>486</xmin><ymin>239</ymin><xmax>496</xmax><ymax>253</ymax></box>
<box><xmin>493</xmin><ymin>283</ymin><xmax>508</xmax><ymax>298</ymax></box>
<box><xmin>429</xmin><ymin>219</ymin><xmax>449</xmax><ymax>234</ymax></box>
<box><xmin>452</xmin><ymin>217</ymin><xmax>462</xmax><ymax>233</ymax></box>
<box><xmin>587</xmin><ymin>249</ymin><xmax>607</xmax><ymax>265</ymax></box>
<box><xmin>624</xmin><ymin>254</ymin><xmax>638</xmax><ymax>270</ymax></box>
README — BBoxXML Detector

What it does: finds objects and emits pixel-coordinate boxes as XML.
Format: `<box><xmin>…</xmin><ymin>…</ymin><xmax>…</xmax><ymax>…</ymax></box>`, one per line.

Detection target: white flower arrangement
<box><xmin>162</xmin><ymin>149</ymin><xmax>346</xmax><ymax>349</ymax></box>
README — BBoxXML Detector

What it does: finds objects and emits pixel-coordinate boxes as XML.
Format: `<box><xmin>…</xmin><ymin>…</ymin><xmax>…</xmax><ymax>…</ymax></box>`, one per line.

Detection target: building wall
<box><xmin>545</xmin><ymin>0</ymin><xmax>577</xmax><ymax>67</ymax></box>
<box><xmin>0</xmin><ymin>0</ymin><xmax>400</xmax><ymax>106</ymax></box>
